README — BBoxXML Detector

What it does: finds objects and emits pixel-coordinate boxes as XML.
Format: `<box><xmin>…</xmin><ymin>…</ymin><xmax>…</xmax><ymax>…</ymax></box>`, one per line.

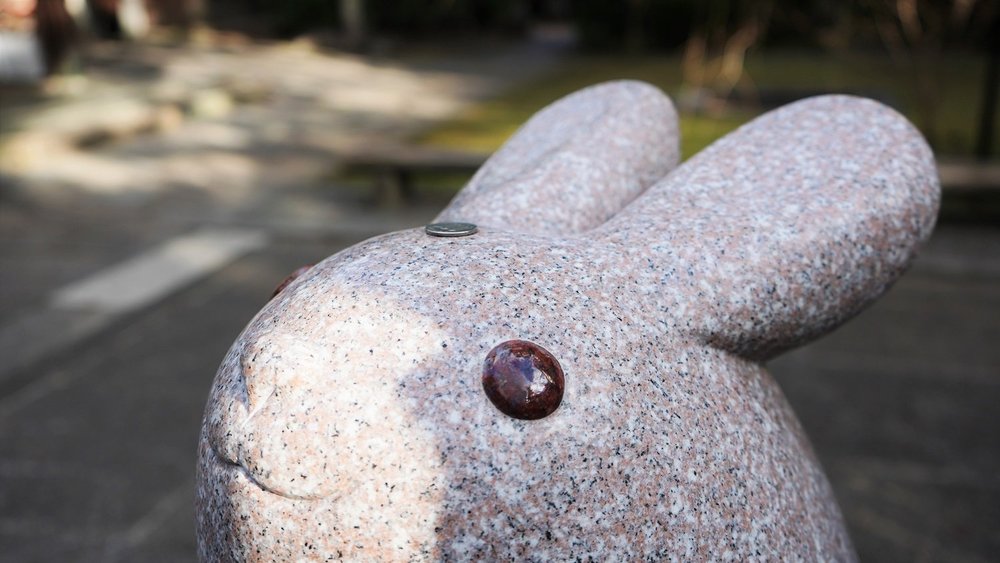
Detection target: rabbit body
<box><xmin>196</xmin><ymin>81</ymin><xmax>938</xmax><ymax>561</ymax></box>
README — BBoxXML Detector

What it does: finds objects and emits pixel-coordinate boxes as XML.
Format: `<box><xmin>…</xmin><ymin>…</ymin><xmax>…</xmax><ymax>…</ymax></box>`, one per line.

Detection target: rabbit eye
<box><xmin>482</xmin><ymin>340</ymin><xmax>564</xmax><ymax>420</ymax></box>
<box><xmin>271</xmin><ymin>264</ymin><xmax>313</xmax><ymax>299</ymax></box>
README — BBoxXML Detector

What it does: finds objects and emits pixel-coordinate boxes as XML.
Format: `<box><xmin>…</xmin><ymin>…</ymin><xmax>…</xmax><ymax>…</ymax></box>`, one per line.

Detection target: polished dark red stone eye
<box><xmin>271</xmin><ymin>264</ymin><xmax>313</xmax><ymax>299</ymax></box>
<box><xmin>482</xmin><ymin>340</ymin><xmax>564</xmax><ymax>420</ymax></box>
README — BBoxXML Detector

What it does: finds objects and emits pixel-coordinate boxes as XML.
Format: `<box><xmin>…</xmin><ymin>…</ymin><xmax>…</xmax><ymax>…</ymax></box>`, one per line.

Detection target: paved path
<box><xmin>0</xmin><ymin>222</ymin><xmax>996</xmax><ymax>561</ymax></box>
<box><xmin>771</xmin><ymin>224</ymin><xmax>1000</xmax><ymax>561</ymax></box>
<box><xmin>0</xmin><ymin>235</ymin><xmax>366</xmax><ymax>562</ymax></box>
<box><xmin>0</xmin><ymin>35</ymin><xmax>569</xmax><ymax>382</ymax></box>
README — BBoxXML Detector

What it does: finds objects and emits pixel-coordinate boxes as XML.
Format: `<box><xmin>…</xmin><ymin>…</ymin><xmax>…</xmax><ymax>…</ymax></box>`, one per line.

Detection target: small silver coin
<box><xmin>425</xmin><ymin>222</ymin><xmax>478</xmax><ymax>237</ymax></box>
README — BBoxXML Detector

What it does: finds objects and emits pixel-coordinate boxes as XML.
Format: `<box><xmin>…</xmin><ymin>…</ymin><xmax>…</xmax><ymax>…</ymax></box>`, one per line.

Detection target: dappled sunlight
<box><xmin>319</xmin><ymin>84</ymin><xmax>465</xmax><ymax>120</ymax></box>
<box><xmin>2</xmin><ymin>142</ymin><xmax>262</xmax><ymax>199</ymax></box>
<box><xmin>0</xmin><ymin>39</ymin><xmax>509</xmax><ymax>203</ymax></box>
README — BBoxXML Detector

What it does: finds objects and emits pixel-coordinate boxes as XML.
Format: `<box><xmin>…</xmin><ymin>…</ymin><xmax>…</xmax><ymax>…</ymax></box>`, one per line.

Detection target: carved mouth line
<box><xmin>209</xmin><ymin>445</ymin><xmax>334</xmax><ymax>502</ymax></box>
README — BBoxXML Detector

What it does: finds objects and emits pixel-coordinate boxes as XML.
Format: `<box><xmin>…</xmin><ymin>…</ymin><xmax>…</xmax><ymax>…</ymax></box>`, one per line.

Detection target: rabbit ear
<box><xmin>435</xmin><ymin>80</ymin><xmax>680</xmax><ymax>236</ymax></box>
<box><xmin>597</xmin><ymin>95</ymin><xmax>940</xmax><ymax>360</ymax></box>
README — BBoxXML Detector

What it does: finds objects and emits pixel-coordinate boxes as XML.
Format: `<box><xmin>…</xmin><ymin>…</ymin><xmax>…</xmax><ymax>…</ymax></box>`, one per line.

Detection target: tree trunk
<box><xmin>341</xmin><ymin>0</ymin><xmax>366</xmax><ymax>50</ymax></box>
<box><xmin>975</xmin><ymin>17</ymin><xmax>1000</xmax><ymax>160</ymax></box>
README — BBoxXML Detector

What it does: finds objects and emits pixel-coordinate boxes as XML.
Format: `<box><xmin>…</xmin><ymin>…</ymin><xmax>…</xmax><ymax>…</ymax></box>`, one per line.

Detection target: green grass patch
<box><xmin>416</xmin><ymin>50</ymin><xmax>994</xmax><ymax>160</ymax></box>
<box><xmin>333</xmin><ymin>168</ymin><xmax>473</xmax><ymax>203</ymax></box>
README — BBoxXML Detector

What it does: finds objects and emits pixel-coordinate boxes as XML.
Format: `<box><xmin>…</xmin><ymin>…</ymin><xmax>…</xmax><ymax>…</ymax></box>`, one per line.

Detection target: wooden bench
<box><xmin>339</xmin><ymin>151</ymin><xmax>1000</xmax><ymax>208</ymax></box>
<box><xmin>338</xmin><ymin>144</ymin><xmax>488</xmax><ymax>207</ymax></box>
<box><xmin>937</xmin><ymin>160</ymin><xmax>1000</xmax><ymax>193</ymax></box>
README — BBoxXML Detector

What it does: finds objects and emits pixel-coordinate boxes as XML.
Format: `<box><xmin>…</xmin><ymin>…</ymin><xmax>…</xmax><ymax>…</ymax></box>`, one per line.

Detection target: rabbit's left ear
<box><xmin>597</xmin><ymin>95</ymin><xmax>940</xmax><ymax>360</ymax></box>
<box><xmin>436</xmin><ymin>80</ymin><xmax>679</xmax><ymax>235</ymax></box>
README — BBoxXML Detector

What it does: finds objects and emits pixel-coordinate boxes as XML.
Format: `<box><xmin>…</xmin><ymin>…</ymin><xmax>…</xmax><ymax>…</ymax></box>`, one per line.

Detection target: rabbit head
<box><xmin>196</xmin><ymin>81</ymin><xmax>938</xmax><ymax>561</ymax></box>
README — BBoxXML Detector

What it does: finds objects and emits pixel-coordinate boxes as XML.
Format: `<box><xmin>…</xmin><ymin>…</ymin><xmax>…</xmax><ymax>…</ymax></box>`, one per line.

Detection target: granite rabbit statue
<box><xmin>196</xmin><ymin>80</ymin><xmax>939</xmax><ymax>561</ymax></box>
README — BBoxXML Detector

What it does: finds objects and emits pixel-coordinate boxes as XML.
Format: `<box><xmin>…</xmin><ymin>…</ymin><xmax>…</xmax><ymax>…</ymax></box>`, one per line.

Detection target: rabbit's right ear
<box><xmin>599</xmin><ymin>95</ymin><xmax>940</xmax><ymax>360</ymax></box>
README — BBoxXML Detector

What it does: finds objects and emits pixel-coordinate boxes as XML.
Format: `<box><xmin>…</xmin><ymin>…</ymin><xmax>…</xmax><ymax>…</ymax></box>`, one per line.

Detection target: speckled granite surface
<box><xmin>196</xmin><ymin>81</ymin><xmax>939</xmax><ymax>561</ymax></box>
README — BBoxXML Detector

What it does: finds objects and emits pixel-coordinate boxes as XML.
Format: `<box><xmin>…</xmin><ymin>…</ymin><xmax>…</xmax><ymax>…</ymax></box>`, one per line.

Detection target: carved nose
<box><xmin>216</xmin><ymin>334</ymin><xmax>344</xmax><ymax>500</ymax></box>
<box><xmin>207</xmin><ymin>289</ymin><xmax>450</xmax><ymax>507</ymax></box>
<box><xmin>240</xmin><ymin>337</ymin><xmax>278</xmax><ymax>411</ymax></box>
<box><xmin>239</xmin><ymin>332</ymin><xmax>327</xmax><ymax>410</ymax></box>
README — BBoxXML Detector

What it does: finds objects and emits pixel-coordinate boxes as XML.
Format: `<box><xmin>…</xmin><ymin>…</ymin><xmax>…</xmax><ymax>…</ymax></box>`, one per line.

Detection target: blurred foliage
<box><xmin>211</xmin><ymin>0</ymin><xmax>530</xmax><ymax>38</ymax></box>
<box><xmin>209</xmin><ymin>1</ymin><xmax>998</xmax><ymax>56</ymax></box>
<box><xmin>416</xmin><ymin>51</ymin><xmax>991</xmax><ymax>159</ymax></box>
<box><xmin>365</xmin><ymin>0</ymin><xmax>529</xmax><ymax>35</ymax></box>
<box><xmin>572</xmin><ymin>0</ymin><xmax>998</xmax><ymax>52</ymax></box>
<box><xmin>210</xmin><ymin>0</ymin><xmax>342</xmax><ymax>37</ymax></box>
<box><xmin>272</xmin><ymin>0</ymin><xmax>342</xmax><ymax>37</ymax></box>
<box><xmin>572</xmin><ymin>0</ymin><xmax>693</xmax><ymax>51</ymax></box>
<box><xmin>205</xmin><ymin>1</ymin><xmax>997</xmax><ymax>158</ymax></box>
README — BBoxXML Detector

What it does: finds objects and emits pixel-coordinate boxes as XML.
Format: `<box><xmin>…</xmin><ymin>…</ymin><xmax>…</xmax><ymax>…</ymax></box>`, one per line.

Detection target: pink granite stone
<box><xmin>196</xmin><ymin>80</ymin><xmax>939</xmax><ymax>561</ymax></box>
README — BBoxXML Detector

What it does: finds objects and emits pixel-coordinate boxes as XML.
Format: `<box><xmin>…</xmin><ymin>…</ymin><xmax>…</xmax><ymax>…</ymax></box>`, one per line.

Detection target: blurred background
<box><xmin>0</xmin><ymin>1</ymin><xmax>997</xmax><ymax>561</ymax></box>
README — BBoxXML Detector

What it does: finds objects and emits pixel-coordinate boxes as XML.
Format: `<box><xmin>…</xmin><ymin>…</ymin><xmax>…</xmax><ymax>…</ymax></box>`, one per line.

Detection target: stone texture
<box><xmin>196</xmin><ymin>80</ymin><xmax>939</xmax><ymax>560</ymax></box>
